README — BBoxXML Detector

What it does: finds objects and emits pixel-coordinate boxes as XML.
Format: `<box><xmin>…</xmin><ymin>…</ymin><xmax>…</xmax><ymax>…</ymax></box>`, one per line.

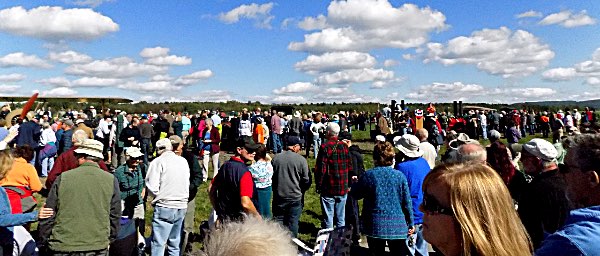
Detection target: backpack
<box><xmin>3</xmin><ymin>186</ymin><xmax>37</xmax><ymax>214</ymax></box>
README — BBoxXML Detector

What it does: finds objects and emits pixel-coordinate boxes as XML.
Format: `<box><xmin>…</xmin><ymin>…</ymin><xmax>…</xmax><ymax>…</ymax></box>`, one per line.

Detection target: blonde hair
<box><xmin>0</xmin><ymin>150</ymin><xmax>14</xmax><ymax>180</ymax></box>
<box><xmin>203</xmin><ymin>216</ymin><xmax>297</xmax><ymax>256</ymax></box>
<box><xmin>423</xmin><ymin>163</ymin><xmax>532</xmax><ymax>256</ymax></box>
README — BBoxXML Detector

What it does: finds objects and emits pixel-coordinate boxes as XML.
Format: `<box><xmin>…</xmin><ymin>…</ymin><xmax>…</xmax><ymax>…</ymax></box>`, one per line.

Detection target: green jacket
<box><xmin>116</xmin><ymin>114</ymin><xmax>125</xmax><ymax>148</ymax></box>
<box><xmin>114</xmin><ymin>163</ymin><xmax>145</xmax><ymax>204</ymax></box>
<box><xmin>39</xmin><ymin>162</ymin><xmax>121</xmax><ymax>253</ymax></box>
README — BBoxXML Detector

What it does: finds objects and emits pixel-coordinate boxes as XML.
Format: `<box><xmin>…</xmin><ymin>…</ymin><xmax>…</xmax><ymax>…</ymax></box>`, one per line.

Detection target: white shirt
<box><xmin>40</xmin><ymin>128</ymin><xmax>57</xmax><ymax>146</ymax></box>
<box><xmin>95</xmin><ymin>119</ymin><xmax>110</xmax><ymax>138</ymax></box>
<box><xmin>310</xmin><ymin>122</ymin><xmax>326</xmax><ymax>136</ymax></box>
<box><xmin>211</xmin><ymin>115</ymin><xmax>222</xmax><ymax>126</ymax></box>
<box><xmin>420</xmin><ymin>141</ymin><xmax>437</xmax><ymax>169</ymax></box>
<box><xmin>239</xmin><ymin>120</ymin><xmax>252</xmax><ymax>136</ymax></box>
<box><xmin>145</xmin><ymin>151</ymin><xmax>190</xmax><ymax>209</ymax></box>
<box><xmin>478</xmin><ymin>114</ymin><xmax>487</xmax><ymax>126</ymax></box>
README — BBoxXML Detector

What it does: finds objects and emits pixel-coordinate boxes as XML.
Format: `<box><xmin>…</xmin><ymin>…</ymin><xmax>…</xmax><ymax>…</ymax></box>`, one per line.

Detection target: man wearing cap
<box><xmin>271</xmin><ymin>136</ymin><xmax>311</xmax><ymax>237</ymax></box>
<box><xmin>39</xmin><ymin>139</ymin><xmax>121</xmax><ymax>255</ymax></box>
<box><xmin>113</xmin><ymin>147</ymin><xmax>146</xmax><ymax>232</ymax></box>
<box><xmin>518</xmin><ymin>138</ymin><xmax>571</xmax><ymax>249</ymax></box>
<box><xmin>58</xmin><ymin>119</ymin><xmax>74</xmax><ymax>155</ymax></box>
<box><xmin>315</xmin><ymin>122</ymin><xmax>352</xmax><ymax>229</ymax></box>
<box><xmin>210</xmin><ymin>137</ymin><xmax>261</xmax><ymax>223</ymax></box>
<box><xmin>394</xmin><ymin>134</ymin><xmax>430</xmax><ymax>255</ymax></box>
<box><xmin>536</xmin><ymin>134</ymin><xmax>600</xmax><ymax>255</ymax></box>
<box><xmin>46</xmin><ymin>130</ymin><xmax>110</xmax><ymax>189</ymax></box>
<box><xmin>146</xmin><ymin>136</ymin><xmax>190</xmax><ymax>255</ymax></box>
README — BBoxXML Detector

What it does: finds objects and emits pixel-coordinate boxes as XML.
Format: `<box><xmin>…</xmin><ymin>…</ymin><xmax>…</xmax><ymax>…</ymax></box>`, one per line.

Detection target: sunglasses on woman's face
<box><xmin>422</xmin><ymin>193</ymin><xmax>454</xmax><ymax>216</ymax></box>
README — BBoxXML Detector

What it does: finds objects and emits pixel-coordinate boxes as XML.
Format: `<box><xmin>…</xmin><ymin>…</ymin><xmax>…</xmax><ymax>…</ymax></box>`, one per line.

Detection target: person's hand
<box><xmin>128</xmin><ymin>137</ymin><xmax>134</xmax><ymax>141</ymax></box>
<box><xmin>408</xmin><ymin>226</ymin><xmax>415</xmax><ymax>235</ymax></box>
<box><xmin>38</xmin><ymin>206</ymin><xmax>54</xmax><ymax>219</ymax></box>
<box><xmin>132</xmin><ymin>141</ymin><xmax>139</xmax><ymax>146</ymax></box>
<box><xmin>351</xmin><ymin>176</ymin><xmax>358</xmax><ymax>182</ymax></box>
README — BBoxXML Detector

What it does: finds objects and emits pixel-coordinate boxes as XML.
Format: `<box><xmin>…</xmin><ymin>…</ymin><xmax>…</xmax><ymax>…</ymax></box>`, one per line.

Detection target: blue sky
<box><xmin>0</xmin><ymin>0</ymin><xmax>598</xmax><ymax>104</ymax></box>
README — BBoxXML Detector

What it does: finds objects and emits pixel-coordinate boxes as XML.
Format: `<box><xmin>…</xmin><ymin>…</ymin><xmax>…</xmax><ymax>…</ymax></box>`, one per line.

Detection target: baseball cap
<box><xmin>126</xmin><ymin>147</ymin><xmax>144</xmax><ymax>158</ymax></box>
<box><xmin>236</xmin><ymin>137</ymin><xmax>260</xmax><ymax>152</ymax></box>
<box><xmin>169</xmin><ymin>135</ymin><xmax>182</xmax><ymax>145</ymax></box>
<box><xmin>156</xmin><ymin>138</ymin><xmax>173</xmax><ymax>152</ymax></box>
<box><xmin>286</xmin><ymin>136</ymin><xmax>305</xmax><ymax>146</ymax></box>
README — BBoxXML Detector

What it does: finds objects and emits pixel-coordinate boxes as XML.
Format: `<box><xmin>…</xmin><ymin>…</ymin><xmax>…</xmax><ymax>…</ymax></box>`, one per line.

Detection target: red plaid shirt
<box><xmin>315</xmin><ymin>137</ymin><xmax>351</xmax><ymax>196</ymax></box>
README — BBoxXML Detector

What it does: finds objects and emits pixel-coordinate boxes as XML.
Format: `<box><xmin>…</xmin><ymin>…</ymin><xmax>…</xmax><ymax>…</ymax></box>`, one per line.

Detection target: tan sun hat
<box><xmin>74</xmin><ymin>139</ymin><xmax>104</xmax><ymax>159</ymax></box>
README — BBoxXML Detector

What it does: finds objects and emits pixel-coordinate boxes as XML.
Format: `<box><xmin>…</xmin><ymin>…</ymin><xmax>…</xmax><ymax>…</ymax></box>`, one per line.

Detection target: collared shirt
<box><xmin>315</xmin><ymin>137</ymin><xmax>351</xmax><ymax>196</ymax></box>
<box><xmin>536</xmin><ymin>206</ymin><xmax>600</xmax><ymax>256</ymax></box>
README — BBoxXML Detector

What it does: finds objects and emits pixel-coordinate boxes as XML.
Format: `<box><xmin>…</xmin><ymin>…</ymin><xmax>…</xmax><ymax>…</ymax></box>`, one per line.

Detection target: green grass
<box><xmin>32</xmin><ymin>129</ymin><xmax>549</xmax><ymax>253</ymax></box>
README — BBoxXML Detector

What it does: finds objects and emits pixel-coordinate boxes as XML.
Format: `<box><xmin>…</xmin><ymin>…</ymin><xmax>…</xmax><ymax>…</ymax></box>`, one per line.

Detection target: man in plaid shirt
<box><xmin>315</xmin><ymin>122</ymin><xmax>352</xmax><ymax>229</ymax></box>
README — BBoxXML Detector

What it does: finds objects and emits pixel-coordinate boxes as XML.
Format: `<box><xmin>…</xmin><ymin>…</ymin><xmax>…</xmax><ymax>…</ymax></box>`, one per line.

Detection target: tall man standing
<box><xmin>270</xmin><ymin>109</ymin><xmax>282</xmax><ymax>153</ymax></box>
<box><xmin>146</xmin><ymin>137</ymin><xmax>190</xmax><ymax>256</ymax></box>
<box><xmin>315</xmin><ymin>122</ymin><xmax>352</xmax><ymax>229</ymax></box>
<box><xmin>39</xmin><ymin>139</ymin><xmax>121</xmax><ymax>255</ymax></box>
<box><xmin>271</xmin><ymin>136</ymin><xmax>311</xmax><ymax>237</ymax></box>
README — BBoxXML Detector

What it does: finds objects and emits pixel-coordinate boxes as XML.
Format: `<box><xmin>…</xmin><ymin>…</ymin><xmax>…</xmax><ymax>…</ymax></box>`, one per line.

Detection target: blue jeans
<box><xmin>481</xmin><ymin>125</ymin><xmax>488</xmax><ymax>140</ymax></box>
<box><xmin>271</xmin><ymin>133</ymin><xmax>282</xmax><ymax>153</ymax></box>
<box><xmin>320</xmin><ymin>194</ymin><xmax>347</xmax><ymax>229</ymax></box>
<box><xmin>151</xmin><ymin>206</ymin><xmax>187</xmax><ymax>256</ymax></box>
<box><xmin>256</xmin><ymin>187</ymin><xmax>272</xmax><ymax>219</ymax></box>
<box><xmin>407</xmin><ymin>224</ymin><xmax>429</xmax><ymax>256</ymax></box>
<box><xmin>313</xmin><ymin>137</ymin><xmax>321</xmax><ymax>159</ymax></box>
<box><xmin>140</xmin><ymin>138</ymin><xmax>152</xmax><ymax>166</ymax></box>
<box><xmin>273</xmin><ymin>198</ymin><xmax>303</xmax><ymax>237</ymax></box>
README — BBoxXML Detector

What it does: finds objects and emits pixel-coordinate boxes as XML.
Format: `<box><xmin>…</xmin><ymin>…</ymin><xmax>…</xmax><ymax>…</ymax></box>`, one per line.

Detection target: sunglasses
<box><xmin>422</xmin><ymin>193</ymin><xmax>454</xmax><ymax>216</ymax></box>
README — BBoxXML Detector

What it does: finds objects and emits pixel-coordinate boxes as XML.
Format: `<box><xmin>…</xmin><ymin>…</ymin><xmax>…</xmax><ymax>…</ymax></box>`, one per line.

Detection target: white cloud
<box><xmin>539</xmin><ymin>10</ymin><xmax>596</xmax><ymax>28</ymax></box>
<box><xmin>218</xmin><ymin>2</ymin><xmax>275</xmax><ymax>29</ymax></box>
<box><xmin>402</xmin><ymin>54</ymin><xmax>415</xmax><ymax>60</ymax></box>
<box><xmin>272</xmin><ymin>82</ymin><xmax>317</xmax><ymax>94</ymax></box>
<box><xmin>72</xmin><ymin>77</ymin><xmax>123</xmax><ymax>87</ymax></box>
<box><xmin>516</xmin><ymin>10</ymin><xmax>542</xmax><ymax>18</ymax></box>
<box><xmin>542</xmin><ymin>48</ymin><xmax>600</xmax><ymax>85</ymax></box>
<box><xmin>315</xmin><ymin>68</ymin><xmax>395</xmax><ymax>85</ymax></box>
<box><xmin>65</xmin><ymin>57</ymin><xmax>168</xmax><ymax>78</ymax></box>
<box><xmin>294</xmin><ymin>51</ymin><xmax>376</xmax><ymax>73</ymax></box>
<box><xmin>271</xmin><ymin>95</ymin><xmax>306</xmax><ymax>104</ymax></box>
<box><xmin>0</xmin><ymin>85</ymin><xmax>21</xmax><ymax>92</ymax></box>
<box><xmin>0</xmin><ymin>73</ymin><xmax>25</xmax><ymax>82</ymax></box>
<box><xmin>71</xmin><ymin>0</ymin><xmax>115</xmax><ymax>8</ymax></box>
<box><xmin>119</xmin><ymin>81</ymin><xmax>180</xmax><ymax>92</ymax></box>
<box><xmin>311</xmin><ymin>92</ymin><xmax>381</xmax><ymax>103</ymax></box>
<box><xmin>298</xmin><ymin>14</ymin><xmax>328</xmax><ymax>31</ymax></box>
<box><xmin>140</xmin><ymin>47</ymin><xmax>192</xmax><ymax>66</ymax></box>
<box><xmin>383</xmin><ymin>59</ymin><xmax>399</xmax><ymax>67</ymax></box>
<box><xmin>140</xmin><ymin>47</ymin><xmax>170</xmax><ymax>58</ymax></box>
<box><xmin>174</xmin><ymin>70</ymin><xmax>214</xmax><ymax>85</ymax></box>
<box><xmin>0</xmin><ymin>52</ymin><xmax>52</xmax><ymax>69</ymax></box>
<box><xmin>0</xmin><ymin>6</ymin><xmax>119</xmax><ymax>41</ymax></box>
<box><xmin>425</xmin><ymin>27</ymin><xmax>554</xmax><ymax>78</ymax></box>
<box><xmin>289</xmin><ymin>2</ymin><xmax>447</xmax><ymax>53</ymax></box>
<box><xmin>41</xmin><ymin>87</ymin><xmax>77</xmax><ymax>96</ymax></box>
<box><xmin>142</xmin><ymin>90</ymin><xmax>234</xmax><ymax>103</ymax></box>
<box><xmin>150</xmin><ymin>74</ymin><xmax>173</xmax><ymax>82</ymax></box>
<box><xmin>405</xmin><ymin>82</ymin><xmax>557</xmax><ymax>103</ymax></box>
<box><xmin>280</xmin><ymin>18</ymin><xmax>294</xmax><ymax>29</ymax></box>
<box><xmin>49</xmin><ymin>51</ymin><xmax>93</xmax><ymax>64</ymax></box>
<box><xmin>36</xmin><ymin>77</ymin><xmax>71</xmax><ymax>87</ymax></box>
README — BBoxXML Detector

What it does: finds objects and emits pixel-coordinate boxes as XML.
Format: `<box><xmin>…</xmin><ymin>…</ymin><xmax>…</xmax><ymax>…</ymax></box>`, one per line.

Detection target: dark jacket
<box><xmin>348</xmin><ymin>145</ymin><xmax>365</xmax><ymax>179</ymax></box>
<box><xmin>46</xmin><ymin>147</ymin><xmax>110</xmax><ymax>189</ymax></box>
<box><xmin>182</xmin><ymin>149</ymin><xmax>203</xmax><ymax>201</ymax></box>
<box><xmin>212</xmin><ymin>158</ymin><xmax>257</xmax><ymax>222</ymax></box>
<box><xmin>16</xmin><ymin>121</ymin><xmax>41</xmax><ymax>148</ymax></box>
<box><xmin>59</xmin><ymin>129</ymin><xmax>73</xmax><ymax>155</ymax></box>
<box><xmin>119</xmin><ymin>126</ymin><xmax>141</xmax><ymax>148</ymax></box>
<box><xmin>201</xmin><ymin>126</ymin><xmax>221</xmax><ymax>154</ymax></box>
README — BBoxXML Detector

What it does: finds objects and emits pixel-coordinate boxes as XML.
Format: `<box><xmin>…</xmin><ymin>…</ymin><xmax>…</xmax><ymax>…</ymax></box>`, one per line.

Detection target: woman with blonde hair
<box><xmin>421</xmin><ymin>163</ymin><xmax>532</xmax><ymax>256</ymax></box>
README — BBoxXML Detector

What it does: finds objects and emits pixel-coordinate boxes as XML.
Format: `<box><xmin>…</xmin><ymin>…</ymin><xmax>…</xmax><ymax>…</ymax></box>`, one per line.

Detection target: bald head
<box><xmin>457</xmin><ymin>143</ymin><xmax>487</xmax><ymax>163</ymax></box>
<box><xmin>415</xmin><ymin>128</ymin><xmax>429</xmax><ymax>142</ymax></box>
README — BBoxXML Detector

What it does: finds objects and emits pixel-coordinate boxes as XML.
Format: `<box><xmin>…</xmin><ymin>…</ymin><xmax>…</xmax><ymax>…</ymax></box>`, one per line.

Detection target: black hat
<box><xmin>286</xmin><ymin>136</ymin><xmax>305</xmax><ymax>146</ymax></box>
<box><xmin>339</xmin><ymin>131</ymin><xmax>352</xmax><ymax>141</ymax></box>
<box><xmin>236</xmin><ymin>137</ymin><xmax>260</xmax><ymax>152</ymax></box>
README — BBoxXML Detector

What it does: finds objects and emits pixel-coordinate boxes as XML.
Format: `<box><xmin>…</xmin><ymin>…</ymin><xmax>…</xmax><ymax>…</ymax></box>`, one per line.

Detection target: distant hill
<box><xmin>515</xmin><ymin>99</ymin><xmax>600</xmax><ymax>109</ymax></box>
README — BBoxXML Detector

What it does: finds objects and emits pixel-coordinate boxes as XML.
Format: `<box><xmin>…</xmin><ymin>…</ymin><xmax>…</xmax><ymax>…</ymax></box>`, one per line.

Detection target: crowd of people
<box><xmin>0</xmin><ymin>103</ymin><xmax>599</xmax><ymax>256</ymax></box>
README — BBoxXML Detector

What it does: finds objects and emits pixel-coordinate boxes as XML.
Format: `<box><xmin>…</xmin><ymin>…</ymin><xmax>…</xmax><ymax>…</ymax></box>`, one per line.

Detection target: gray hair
<box><xmin>457</xmin><ymin>143</ymin><xmax>487</xmax><ymax>163</ymax></box>
<box><xmin>327</xmin><ymin>122</ymin><xmax>340</xmax><ymax>137</ymax></box>
<box><xmin>563</xmin><ymin>134</ymin><xmax>600</xmax><ymax>173</ymax></box>
<box><xmin>415</xmin><ymin>128</ymin><xmax>429</xmax><ymax>141</ymax></box>
<box><xmin>72</xmin><ymin>129</ymin><xmax>89</xmax><ymax>146</ymax></box>
<box><xmin>203</xmin><ymin>216</ymin><xmax>297</xmax><ymax>256</ymax></box>
<box><xmin>205</xmin><ymin>118</ymin><xmax>213</xmax><ymax>127</ymax></box>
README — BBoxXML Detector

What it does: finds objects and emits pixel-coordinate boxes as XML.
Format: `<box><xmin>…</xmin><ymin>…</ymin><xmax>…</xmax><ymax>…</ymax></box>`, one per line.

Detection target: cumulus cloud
<box><xmin>271</xmin><ymin>95</ymin><xmax>306</xmax><ymax>104</ymax></box>
<box><xmin>405</xmin><ymin>82</ymin><xmax>556</xmax><ymax>103</ymax></box>
<box><xmin>150</xmin><ymin>74</ymin><xmax>173</xmax><ymax>82</ymax></box>
<box><xmin>383</xmin><ymin>59</ymin><xmax>399</xmax><ymax>67</ymax></box>
<box><xmin>140</xmin><ymin>47</ymin><xmax>170</xmax><ymax>58</ymax></box>
<box><xmin>72</xmin><ymin>77</ymin><xmax>123</xmax><ymax>87</ymax></box>
<box><xmin>65</xmin><ymin>57</ymin><xmax>167</xmax><ymax>78</ymax></box>
<box><xmin>516</xmin><ymin>10</ymin><xmax>542</xmax><ymax>18</ymax></box>
<box><xmin>140</xmin><ymin>47</ymin><xmax>191</xmax><ymax>66</ymax></box>
<box><xmin>0</xmin><ymin>6</ymin><xmax>119</xmax><ymax>41</ymax></box>
<box><xmin>273</xmin><ymin>82</ymin><xmax>317</xmax><ymax>94</ymax></box>
<box><xmin>311</xmin><ymin>92</ymin><xmax>381</xmax><ymax>103</ymax></box>
<box><xmin>49</xmin><ymin>51</ymin><xmax>93</xmax><ymax>64</ymax></box>
<box><xmin>36</xmin><ymin>77</ymin><xmax>71</xmax><ymax>87</ymax></box>
<box><xmin>0</xmin><ymin>85</ymin><xmax>21</xmax><ymax>92</ymax></box>
<box><xmin>41</xmin><ymin>87</ymin><xmax>77</xmax><ymax>96</ymax></box>
<box><xmin>118</xmin><ymin>81</ymin><xmax>180</xmax><ymax>92</ymax></box>
<box><xmin>539</xmin><ymin>10</ymin><xmax>596</xmax><ymax>28</ymax></box>
<box><xmin>315</xmin><ymin>68</ymin><xmax>395</xmax><ymax>85</ymax></box>
<box><xmin>71</xmin><ymin>0</ymin><xmax>115</xmax><ymax>8</ymax></box>
<box><xmin>289</xmin><ymin>1</ymin><xmax>447</xmax><ymax>53</ymax></box>
<box><xmin>0</xmin><ymin>73</ymin><xmax>26</xmax><ymax>82</ymax></box>
<box><xmin>218</xmin><ymin>2</ymin><xmax>275</xmax><ymax>29</ymax></box>
<box><xmin>174</xmin><ymin>70</ymin><xmax>214</xmax><ymax>85</ymax></box>
<box><xmin>542</xmin><ymin>48</ymin><xmax>600</xmax><ymax>85</ymax></box>
<box><xmin>425</xmin><ymin>27</ymin><xmax>554</xmax><ymax>78</ymax></box>
<box><xmin>0</xmin><ymin>52</ymin><xmax>52</xmax><ymax>69</ymax></box>
<box><xmin>294</xmin><ymin>51</ymin><xmax>376</xmax><ymax>74</ymax></box>
<box><xmin>298</xmin><ymin>14</ymin><xmax>328</xmax><ymax>31</ymax></box>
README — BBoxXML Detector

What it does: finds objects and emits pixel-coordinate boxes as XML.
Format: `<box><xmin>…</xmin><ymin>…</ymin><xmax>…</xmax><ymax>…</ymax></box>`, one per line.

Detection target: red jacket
<box><xmin>45</xmin><ymin>146</ymin><xmax>109</xmax><ymax>189</ymax></box>
<box><xmin>201</xmin><ymin>126</ymin><xmax>221</xmax><ymax>155</ymax></box>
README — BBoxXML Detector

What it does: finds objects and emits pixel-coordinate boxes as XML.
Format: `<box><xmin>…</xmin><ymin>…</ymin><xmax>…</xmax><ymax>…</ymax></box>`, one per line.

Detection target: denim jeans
<box><xmin>256</xmin><ymin>187</ymin><xmax>272</xmax><ymax>219</ymax></box>
<box><xmin>481</xmin><ymin>125</ymin><xmax>487</xmax><ymax>140</ymax></box>
<box><xmin>140</xmin><ymin>138</ymin><xmax>152</xmax><ymax>166</ymax></box>
<box><xmin>312</xmin><ymin>137</ymin><xmax>321</xmax><ymax>159</ymax></box>
<box><xmin>271</xmin><ymin>133</ymin><xmax>282</xmax><ymax>153</ymax></box>
<box><xmin>407</xmin><ymin>224</ymin><xmax>429</xmax><ymax>256</ymax></box>
<box><xmin>272</xmin><ymin>198</ymin><xmax>303</xmax><ymax>237</ymax></box>
<box><xmin>151</xmin><ymin>206</ymin><xmax>187</xmax><ymax>256</ymax></box>
<box><xmin>320</xmin><ymin>194</ymin><xmax>347</xmax><ymax>229</ymax></box>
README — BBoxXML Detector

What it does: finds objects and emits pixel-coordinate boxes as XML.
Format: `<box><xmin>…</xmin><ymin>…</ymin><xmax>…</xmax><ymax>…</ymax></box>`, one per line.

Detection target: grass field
<box><xmin>33</xmin><ymin>128</ymin><xmax>550</xmax><ymax>253</ymax></box>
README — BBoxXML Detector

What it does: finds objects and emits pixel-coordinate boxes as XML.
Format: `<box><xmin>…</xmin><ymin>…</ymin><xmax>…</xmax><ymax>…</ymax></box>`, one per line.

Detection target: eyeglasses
<box><xmin>421</xmin><ymin>193</ymin><xmax>454</xmax><ymax>216</ymax></box>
